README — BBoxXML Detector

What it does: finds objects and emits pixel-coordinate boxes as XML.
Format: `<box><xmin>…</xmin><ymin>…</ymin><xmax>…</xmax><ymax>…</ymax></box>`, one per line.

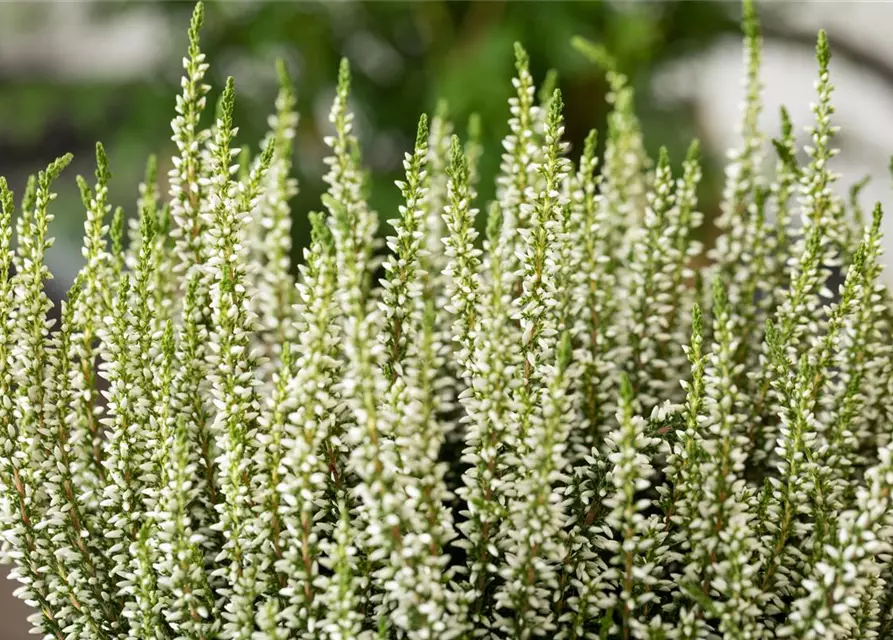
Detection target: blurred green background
<box><xmin>0</xmin><ymin>0</ymin><xmax>745</xmax><ymax>298</ymax></box>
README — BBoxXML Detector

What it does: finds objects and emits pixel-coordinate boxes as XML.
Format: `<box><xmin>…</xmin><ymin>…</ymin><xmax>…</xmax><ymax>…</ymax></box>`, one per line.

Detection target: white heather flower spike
<box><xmin>324</xmin><ymin>58</ymin><xmax>378</xmax><ymax>321</ymax></box>
<box><xmin>204</xmin><ymin>76</ymin><xmax>273</xmax><ymax>640</ymax></box>
<box><xmin>422</xmin><ymin>100</ymin><xmax>453</xmax><ymax>305</ymax></box>
<box><xmin>420</xmin><ymin>105</ymin><xmax>462</xmax><ymax>442</ymax></box>
<box><xmin>830</xmin><ymin>206</ymin><xmax>887</xmax><ymax>460</ymax></box>
<box><xmin>767</xmin><ymin>107</ymin><xmax>799</xmax><ymax>304</ymax></box>
<box><xmin>624</xmin><ymin>146</ymin><xmax>679</xmax><ymax>412</ymax></box>
<box><xmin>155</xmin><ymin>411</ymin><xmax>219</xmax><ymax>639</ymax></box>
<box><xmin>99</xmin><ymin>273</ymin><xmax>156</xmax><ymax>628</ymax></box>
<box><xmin>45</xmin><ymin>282</ymin><xmax>118</xmax><ymax>637</ymax></box>
<box><xmin>253</xmin><ymin>59</ymin><xmax>300</xmax><ymax>368</ymax></box>
<box><xmin>454</xmin><ymin>203</ymin><xmax>517</xmax><ymax>628</ymax></box>
<box><xmin>496</xmin><ymin>332</ymin><xmax>576</xmax><ymax>637</ymax></box>
<box><xmin>664</xmin><ymin>141</ymin><xmax>704</xmax><ymax>384</ymax></box>
<box><xmin>169</xmin><ymin>1</ymin><xmax>212</xmax><ymax>289</ymax></box>
<box><xmin>382</xmin><ymin>114</ymin><xmax>430</xmax><ymax>380</ymax></box>
<box><xmin>71</xmin><ymin>145</ymin><xmax>116</xmax><ymax>497</ymax></box>
<box><xmin>0</xmin><ymin>178</ymin><xmax>12</xmax><ymax>558</ymax></box>
<box><xmin>129</xmin><ymin>187</ymin><xmax>163</xmax><ymax>515</ymax></box>
<box><xmin>782</xmin><ymin>440</ymin><xmax>893</xmax><ymax>639</ymax></box>
<box><xmin>495</xmin><ymin>43</ymin><xmax>539</xmax><ymax>289</ymax></box>
<box><xmin>509</xmin><ymin>89</ymin><xmax>571</xmax><ymax>461</ymax></box>
<box><xmin>441</xmin><ymin>134</ymin><xmax>482</xmax><ymax>373</ymax></box>
<box><xmin>749</xmin><ymin>31</ymin><xmax>841</xmax><ymax>465</ymax></box>
<box><xmin>662</xmin><ymin>304</ymin><xmax>708</xmax><ymax>579</ymax></box>
<box><xmin>276</xmin><ymin>213</ymin><xmax>343</xmax><ymax>636</ymax></box>
<box><xmin>2</xmin><ymin>2</ymin><xmax>893</xmax><ymax>638</ymax></box>
<box><xmin>712</xmin><ymin>0</ymin><xmax>766</xmax><ymax>324</ymax></box>
<box><xmin>5</xmin><ymin>157</ymin><xmax>78</xmax><ymax>639</ymax></box>
<box><xmin>679</xmin><ymin>279</ymin><xmax>764</xmax><ymax>637</ymax></box>
<box><xmin>170</xmin><ymin>271</ymin><xmax>219</xmax><ymax>559</ymax></box>
<box><xmin>570</xmin><ymin>129</ymin><xmax>609</xmax><ymax>453</ymax></box>
<box><xmin>599</xmin><ymin>374</ymin><xmax>668</xmax><ymax>639</ymax></box>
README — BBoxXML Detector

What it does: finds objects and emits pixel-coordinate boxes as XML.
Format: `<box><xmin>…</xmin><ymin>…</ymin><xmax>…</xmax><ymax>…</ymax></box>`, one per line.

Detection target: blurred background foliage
<box><xmin>0</xmin><ymin>0</ymin><xmax>745</xmax><ymax>296</ymax></box>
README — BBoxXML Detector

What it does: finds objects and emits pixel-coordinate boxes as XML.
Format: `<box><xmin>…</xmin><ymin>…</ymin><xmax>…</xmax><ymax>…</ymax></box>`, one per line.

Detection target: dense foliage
<box><xmin>2</xmin><ymin>2</ymin><xmax>893</xmax><ymax>639</ymax></box>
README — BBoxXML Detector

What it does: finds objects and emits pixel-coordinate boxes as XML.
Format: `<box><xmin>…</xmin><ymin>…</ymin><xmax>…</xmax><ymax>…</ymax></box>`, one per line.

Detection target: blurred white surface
<box><xmin>0</xmin><ymin>4</ymin><xmax>168</xmax><ymax>80</ymax></box>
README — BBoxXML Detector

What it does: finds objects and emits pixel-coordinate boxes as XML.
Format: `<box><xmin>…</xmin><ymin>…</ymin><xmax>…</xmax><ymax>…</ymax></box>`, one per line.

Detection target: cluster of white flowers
<box><xmin>3</xmin><ymin>2</ymin><xmax>893</xmax><ymax>639</ymax></box>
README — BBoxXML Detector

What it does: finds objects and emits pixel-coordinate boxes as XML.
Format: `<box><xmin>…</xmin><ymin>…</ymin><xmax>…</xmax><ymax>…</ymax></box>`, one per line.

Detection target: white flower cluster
<box><xmin>2</xmin><ymin>2</ymin><xmax>893</xmax><ymax>639</ymax></box>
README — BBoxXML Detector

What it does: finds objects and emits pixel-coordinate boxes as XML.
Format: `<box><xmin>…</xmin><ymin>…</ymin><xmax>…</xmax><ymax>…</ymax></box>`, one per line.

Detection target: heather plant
<box><xmin>3</xmin><ymin>2</ymin><xmax>893</xmax><ymax>639</ymax></box>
